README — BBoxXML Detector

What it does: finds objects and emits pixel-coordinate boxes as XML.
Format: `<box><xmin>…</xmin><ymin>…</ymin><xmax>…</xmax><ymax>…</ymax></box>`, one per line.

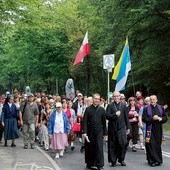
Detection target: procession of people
<box><xmin>0</xmin><ymin>90</ymin><xmax>168</xmax><ymax>170</ymax></box>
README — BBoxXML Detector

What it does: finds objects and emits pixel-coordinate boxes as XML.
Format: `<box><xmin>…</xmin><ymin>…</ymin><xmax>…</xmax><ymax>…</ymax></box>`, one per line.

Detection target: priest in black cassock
<box><xmin>142</xmin><ymin>95</ymin><xmax>167</xmax><ymax>167</ymax></box>
<box><xmin>106</xmin><ymin>91</ymin><xmax>130</xmax><ymax>167</ymax></box>
<box><xmin>82</xmin><ymin>93</ymin><xmax>107</xmax><ymax>170</ymax></box>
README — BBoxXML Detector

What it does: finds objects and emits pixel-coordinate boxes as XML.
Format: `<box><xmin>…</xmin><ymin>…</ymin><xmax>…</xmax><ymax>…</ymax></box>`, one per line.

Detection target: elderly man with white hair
<box><xmin>142</xmin><ymin>95</ymin><xmax>167</xmax><ymax>167</ymax></box>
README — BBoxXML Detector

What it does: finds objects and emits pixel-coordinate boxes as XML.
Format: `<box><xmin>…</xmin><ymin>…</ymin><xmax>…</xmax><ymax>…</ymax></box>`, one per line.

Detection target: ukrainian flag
<box><xmin>112</xmin><ymin>37</ymin><xmax>131</xmax><ymax>91</ymax></box>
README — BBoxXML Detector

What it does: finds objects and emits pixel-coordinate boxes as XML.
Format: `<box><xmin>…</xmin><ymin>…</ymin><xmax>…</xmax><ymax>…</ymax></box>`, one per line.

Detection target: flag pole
<box><xmin>107</xmin><ymin>70</ymin><xmax>110</xmax><ymax>104</ymax></box>
<box><xmin>130</xmin><ymin>64</ymin><xmax>135</xmax><ymax>96</ymax></box>
<box><xmin>56</xmin><ymin>78</ymin><xmax>58</xmax><ymax>95</ymax></box>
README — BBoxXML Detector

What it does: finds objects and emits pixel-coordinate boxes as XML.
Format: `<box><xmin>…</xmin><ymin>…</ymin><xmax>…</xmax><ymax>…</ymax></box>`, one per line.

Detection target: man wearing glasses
<box><xmin>106</xmin><ymin>91</ymin><xmax>130</xmax><ymax>167</ymax></box>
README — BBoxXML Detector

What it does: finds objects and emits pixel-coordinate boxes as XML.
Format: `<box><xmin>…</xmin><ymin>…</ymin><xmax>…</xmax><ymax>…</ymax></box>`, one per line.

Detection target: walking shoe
<box><xmin>11</xmin><ymin>143</ymin><xmax>16</xmax><ymax>147</ymax></box>
<box><xmin>132</xmin><ymin>146</ymin><xmax>137</xmax><ymax>152</ymax></box>
<box><xmin>140</xmin><ymin>145</ymin><xmax>145</xmax><ymax>150</ymax></box>
<box><xmin>155</xmin><ymin>162</ymin><xmax>161</xmax><ymax>166</ymax></box>
<box><xmin>118</xmin><ymin>160</ymin><xmax>126</xmax><ymax>166</ymax></box>
<box><xmin>59</xmin><ymin>150</ymin><xmax>64</xmax><ymax>157</ymax></box>
<box><xmin>55</xmin><ymin>153</ymin><xmax>59</xmax><ymax>159</ymax></box>
<box><xmin>86</xmin><ymin>165</ymin><xmax>97</xmax><ymax>169</ymax></box>
<box><xmin>80</xmin><ymin>146</ymin><xmax>85</xmax><ymax>153</ymax></box>
<box><xmin>24</xmin><ymin>145</ymin><xmax>28</xmax><ymax>149</ymax></box>
<box><xmin>45</xmin><ymin>148</ymin><xmax>49</xmax><ymax>151</ymax></box>
<box><xmin>79</xmin><ymin>138</ymin><xmax>82</xmax><ymax>143</ymax></box>
<box><xmin>4</xmin><ymin>141</ymin><xmax>8</xmax><ymax>147</ymax></box>
<box><xmin>149</xmin><ymin>163</ymin><xmax>156</xmax><ymax>167</ymax></box>
<box><xmin>31</xmin><ymin>143</ymin><xmax>35</xmax><ymax>149</ymax></box>
<box><xmin>71</xmin><ymin>146</ymin><xmax>75</xmax><ymax>151</ymax></box>
<box><xmin>111</xmin><ymin>162</ymin><xmax>116</xmax><ymax>167</ymax></box>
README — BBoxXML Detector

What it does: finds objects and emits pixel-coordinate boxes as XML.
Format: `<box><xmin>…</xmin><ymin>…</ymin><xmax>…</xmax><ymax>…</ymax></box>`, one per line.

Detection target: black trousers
<box><xmin>127</xmin><ymin>122</ymin><xmax>139</xmax><ymax>144</ymax></box>
<box><xmin>0</xmin><ymin>122</ymin><xmax>4</xmax><ymax>141</ymax></box>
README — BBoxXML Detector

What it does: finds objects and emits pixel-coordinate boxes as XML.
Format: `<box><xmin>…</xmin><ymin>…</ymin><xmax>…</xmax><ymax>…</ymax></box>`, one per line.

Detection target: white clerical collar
<box><xmin>8</xmin><ymin>102</ymin><xmax>12</xmax><ymax>107</ymax></box>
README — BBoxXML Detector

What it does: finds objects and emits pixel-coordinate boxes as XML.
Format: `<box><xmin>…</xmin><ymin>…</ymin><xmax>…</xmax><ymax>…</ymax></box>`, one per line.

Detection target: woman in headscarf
<box><xmin>1</xmin><ymin>95</ymin><xmax>22</xmax><ymax>147</ymax></box>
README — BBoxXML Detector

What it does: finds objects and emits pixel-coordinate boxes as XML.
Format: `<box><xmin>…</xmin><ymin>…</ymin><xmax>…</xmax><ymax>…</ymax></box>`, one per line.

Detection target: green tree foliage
<box><xmin>0</xmin><ymin>0</ymin><xmax>169</xmax><ymax>103</ymax></box>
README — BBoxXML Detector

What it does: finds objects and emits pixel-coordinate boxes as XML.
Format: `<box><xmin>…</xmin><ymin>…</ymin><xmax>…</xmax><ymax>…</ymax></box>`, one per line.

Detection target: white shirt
<box><xmin>77</xmin><ymin>102</ymin><xmax>83</xmax><ymax>116</ymax></box>
<box><xmin>8</xmin><ymin>102</ymin><xmax>12</xmax><ymax>108</ymax></box>
<box><xmin>54</xmin><ymin>111</ymin><xmax>64</xmax><ymax>133</ymax></box>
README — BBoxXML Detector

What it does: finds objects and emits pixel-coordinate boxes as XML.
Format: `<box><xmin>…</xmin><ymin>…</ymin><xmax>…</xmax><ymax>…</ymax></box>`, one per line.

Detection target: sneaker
<box><xmin>79</xmin><ymin>138</ymin><xmax>82</xmax><ymax>143</ymax></box>
<box><xmin>59</xmin><ymin>150</ymin><xmax>64</xmax><ymax>157</ymax></box>
<box><xmin>45</xmin><ymin>148</ymin><xmax>49</xmax><ymax>151</ymax></box>
<box><xmin>140</xmin><ymin>145</ymin><xmax>145</xmax><ymax>150</ymax></box>
<box><xmin>132</xmin><ymin>146</ymin><xmax>137</xmax><ymax>152</ymax></box>
<box><xmin>55</xmin><ymin>153</ymin><xmax>59</xmax><ymax>159</ymax></box>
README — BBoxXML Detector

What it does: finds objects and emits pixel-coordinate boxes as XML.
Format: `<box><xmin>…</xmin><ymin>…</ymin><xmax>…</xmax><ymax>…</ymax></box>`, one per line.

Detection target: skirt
<box><xmin>52</xmin><ymin>132</ymin><xmax>68</xmax><ymax>150</ymax></box>
<box><xmin>4</xmin><ymin>118</ymin><xmax>19</xmax><ymax>140</ymax></box>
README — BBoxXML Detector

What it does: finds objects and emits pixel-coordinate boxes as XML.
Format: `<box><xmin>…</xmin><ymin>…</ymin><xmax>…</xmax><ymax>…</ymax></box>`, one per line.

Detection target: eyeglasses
<box><xmin>113</xmin><ymin>95</ymin><xmax>120</xmax><ymax>97</ymax></box>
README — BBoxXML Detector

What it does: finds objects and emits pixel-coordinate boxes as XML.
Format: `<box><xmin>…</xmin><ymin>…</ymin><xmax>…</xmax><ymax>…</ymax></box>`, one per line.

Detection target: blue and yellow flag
<box><xmin>112</xmin><ymin>38</ymin><xmax>131</xmax><ymax>91</ymax></box>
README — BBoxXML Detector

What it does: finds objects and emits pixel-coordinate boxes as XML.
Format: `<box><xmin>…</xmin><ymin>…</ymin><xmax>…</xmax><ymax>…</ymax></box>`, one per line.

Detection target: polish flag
<box><xmin>73</xmin><ymin>31</ymin><xmax>90</xmax><ymax>66</ymax></box>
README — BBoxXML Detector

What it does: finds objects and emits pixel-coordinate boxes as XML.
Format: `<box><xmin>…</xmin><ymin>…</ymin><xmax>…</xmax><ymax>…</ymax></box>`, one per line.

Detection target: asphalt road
<box><xmin>45</xmin><ymin>135</ymin><xmax>170</xmax><ymax>170</ymax></box>
<box><xmin>1</xmin><ymin>135</ymin><xmax>170</xmax><ymax>170</ymax></box>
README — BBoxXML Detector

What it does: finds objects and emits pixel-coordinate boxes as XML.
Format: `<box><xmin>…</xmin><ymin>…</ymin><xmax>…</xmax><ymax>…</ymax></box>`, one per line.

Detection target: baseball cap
<box><xmin>56</xmin><ymin>102</ymin><xmax>62</xmax><ymax>108</ymax></box>
<box><xmin>78</xmin><ymin>93</ymin><xmax>83</xmax><ymax>97</ymax></box>
<box><xmin>120</xmin><ymin>94</ymin><xmax>126</xmax><ymax>99</ymax></box>
<box><xmin>27</xmin><ymin>93</ymin><xmax>34</xmax><ymax>97</ymax></box>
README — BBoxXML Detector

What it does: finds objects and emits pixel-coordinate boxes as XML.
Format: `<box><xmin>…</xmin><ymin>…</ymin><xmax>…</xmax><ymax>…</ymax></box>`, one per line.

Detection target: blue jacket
<box><xmin>48</xmin><ymin>110</ymin><xmax>70</xmax><ymax>134</ymax></box>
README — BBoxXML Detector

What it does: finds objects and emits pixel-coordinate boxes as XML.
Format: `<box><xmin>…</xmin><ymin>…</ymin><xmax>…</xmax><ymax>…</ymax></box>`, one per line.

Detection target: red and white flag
<box><xmin>73</xmin><ymin>31</ymin><xmax>90</xmax><ymax>66</ymax></box>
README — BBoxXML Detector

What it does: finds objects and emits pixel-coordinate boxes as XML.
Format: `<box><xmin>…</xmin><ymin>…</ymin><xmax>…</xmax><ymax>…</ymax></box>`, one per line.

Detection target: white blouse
<box><xmin>54</xmin><ymin>111</ymin><xmax>64</xmax><ymax>133</ymax></box>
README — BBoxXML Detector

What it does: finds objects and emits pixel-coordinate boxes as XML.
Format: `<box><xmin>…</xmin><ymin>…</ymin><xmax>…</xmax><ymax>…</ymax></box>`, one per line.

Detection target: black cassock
<box><xmin>106</xmin><ymin>101</ymin><xmax>129</xmax><ymax>164</ymax></box>
<box><xmin>82</xmin><ymin>104</ymin><xmax>107</xmax><ymax>167</ymax></box>
<box><xmin>142</xmin><ymin>104</ymin><xmax>167</xmax><ymax>164</ymax></box>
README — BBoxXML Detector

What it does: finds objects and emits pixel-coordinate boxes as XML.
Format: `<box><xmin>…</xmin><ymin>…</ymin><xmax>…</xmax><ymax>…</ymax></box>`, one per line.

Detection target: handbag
<box><xmin>72</xmin><ymin>122</ymin><xmax>81</xmax><ymax>133</ymax></box>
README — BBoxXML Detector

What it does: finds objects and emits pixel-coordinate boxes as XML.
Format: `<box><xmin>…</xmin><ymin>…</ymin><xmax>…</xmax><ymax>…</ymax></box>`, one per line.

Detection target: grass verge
<box><xmin>163</xmin><ymin>116</ymin><xmax>170</xmax><ymax>135</ymax></box>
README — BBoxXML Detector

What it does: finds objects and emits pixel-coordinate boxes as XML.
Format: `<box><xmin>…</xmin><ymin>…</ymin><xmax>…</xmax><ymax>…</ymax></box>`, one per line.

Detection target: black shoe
<box><xmin>119</xmin><ymin>161</ymin><xmax>126</xmax><ymax>166</ymax></box>
<box><xmin>4</xmin><ymin>140</ymin><xmax>8</xmax><ymax>147</ymax></box>
<box><xmin>80</xmin><ymin>146</ymin><xmax>85</xmax><ymax>153</ymax></box>
<box><xmin>149</xmin><ymin>163</ymin><xmax>156</xmax><ymax>167</ymax></box>
<box><xmin>132</xmin><ymin>146</ymin><xmax>137</xmax><ymax>152</ymax></box>
<box><xmin>11</xmin><ymin>143</ymin><xmax>16</xmax><ymax>147</ymax></box>
<box><xmin>97</xmin><ymin>167</ymin><xmax>104</xmax><ymax>170</ymax></box>
<box><xmin>71</xmin><ymin>146</ymin><xmax>75</xmax><ymax>151</ymax></box>
<box><xmin>111</xmin><ymin>162</ymin><xmax>116</xmax><ymax>167</ymax></box>
<box><xmin>155</xmin><ymin>162</ymin><xmax>161</xmax><ymax>166</ymax></box>
<box><xmin>86</xmin><ymin>165</ymin><xmax>97</xmax><ymax>169</ymax></box>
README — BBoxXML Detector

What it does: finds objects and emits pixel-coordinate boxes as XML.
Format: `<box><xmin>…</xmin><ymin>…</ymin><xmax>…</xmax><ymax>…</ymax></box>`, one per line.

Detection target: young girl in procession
<box><xmin>66</xmin><ymin>101</ymin><xmax>76</xmax><ymax>150</ymax></box>
<box><xmin>40</xmin><ymin>101</ymin><xmax>53</xmax><ymax>151</ymax></box>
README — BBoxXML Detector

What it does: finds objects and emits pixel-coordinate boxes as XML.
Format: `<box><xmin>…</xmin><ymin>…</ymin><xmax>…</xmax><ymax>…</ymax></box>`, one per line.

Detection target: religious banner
<box><xmin>65</xmin><ymin>78</ymin><xmax>75</xmax><ymax>100</ymax></box>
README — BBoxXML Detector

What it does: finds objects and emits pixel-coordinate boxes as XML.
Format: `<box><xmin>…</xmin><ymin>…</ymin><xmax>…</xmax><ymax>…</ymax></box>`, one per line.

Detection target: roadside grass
<box><xmin>163</xmin><ymin>116</ymin><xmax>170</xmax><ymax>135</ymax></box>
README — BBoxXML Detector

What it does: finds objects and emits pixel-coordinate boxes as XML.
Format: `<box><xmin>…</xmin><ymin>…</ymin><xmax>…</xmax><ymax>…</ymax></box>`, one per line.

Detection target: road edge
<box><xmin>36</xmin><ymin>146</ymin><xmax>62</xmax><ymax>170</ymax></box>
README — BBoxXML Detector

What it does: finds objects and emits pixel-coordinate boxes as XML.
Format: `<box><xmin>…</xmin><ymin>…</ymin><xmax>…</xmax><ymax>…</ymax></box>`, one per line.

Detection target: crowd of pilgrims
<box><xmin>0</xmin><ymin>90</ymin><xmax>168</xmax><ymax>170</ymax></box>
